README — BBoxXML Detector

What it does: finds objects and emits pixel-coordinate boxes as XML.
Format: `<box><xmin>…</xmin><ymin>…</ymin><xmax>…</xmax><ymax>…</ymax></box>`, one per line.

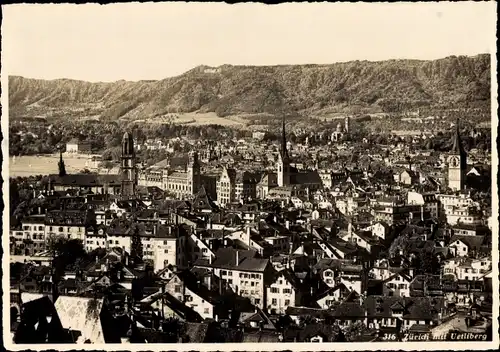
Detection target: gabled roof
<box><xmin>382</xmin><ymin>271</ymin><xmax>413</xmax><ymax>284</ymax></box>
<box><xmin>449</xmin><ymin>235</ymin><xmax>485</xmax><ymax>250</ymax></box>
<box><xmin>192</xmin><ymin>186</ymin><xmax>218</xmax><ymax>211</ymax></box>
<box><xmin>241</xmin><ymin>307</ymin><xmax>276</xmax><ymax>330</ymax></box>
<box><xmin>174</xmin><ymin>270</ymin><xmax>221</xmax><ymax>305</ymax></box>
<box><xmin>315</xmin><ymin>283</ymin><xmax>350</xmax><ymax>301</ymax></box>
<box><xmin>194</xmin><ymin>247</ymin><xmax>257</xmax><ymax>270</ymax></box>
<box><xmin>271</xmin><ymin>269</ymin><xmax>304</xmax><ymax>290</ymax></box>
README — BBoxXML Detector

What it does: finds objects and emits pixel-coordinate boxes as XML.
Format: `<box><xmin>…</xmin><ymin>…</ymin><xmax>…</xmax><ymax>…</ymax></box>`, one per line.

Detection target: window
<box><xmin>254</xmin><ymin>299</ymin><xmax>260</xmax><ymax>305</ymax></box>
<box><xmin>204</xmin><ymin>308</ymin><xmax>210</xmax><ymax>314</ymax></box>
<box><xmin>164</xmin><ymin>249</ymin><xmax>168</xmax><ymax>254</ymax></box>
<box><xmin>59</xmin><ymin>227</ymin><xmax>63</xmax><ymax>232</ymax></box>
<box><xmin>272</xmin><ymin>298</ymin><xmax>277</xmax><ymax>305</ymax></box>
<box><xmin>285</xmin><ymin>299</ymin><xmax>290</xmax><ymax>306</ymax></box>
<box><xmin>283</xmin><ymin>288</ymin><xmax>292</xmax><ymax>294</ymax></box>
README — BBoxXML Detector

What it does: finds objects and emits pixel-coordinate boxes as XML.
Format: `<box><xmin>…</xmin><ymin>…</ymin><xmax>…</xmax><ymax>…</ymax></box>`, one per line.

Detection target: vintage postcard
<box><xmin>1</xmin><ymin>2</ymin><xmax>498</xmax><ymax>351</ymax></box>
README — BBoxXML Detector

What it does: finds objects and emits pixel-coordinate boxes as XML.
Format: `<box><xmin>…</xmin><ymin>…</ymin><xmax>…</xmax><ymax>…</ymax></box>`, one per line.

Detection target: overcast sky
<box><xmin>2</xmin><ymin>2</ymin><xmax>496</xmax><ymax>82</ymax></box>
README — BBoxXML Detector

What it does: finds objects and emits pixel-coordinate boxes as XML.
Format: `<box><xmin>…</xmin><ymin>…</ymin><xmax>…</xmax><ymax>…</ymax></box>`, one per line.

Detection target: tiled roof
<box><xmin>54</xmin><ymin>296</ymin><xmax>106</xmax><ymax>344</ymax></box>
<box><xmin>184</xmin><ymin>322</ymin><xmax>210</xmax><ymax>343</ymax></box>
<box><xmin>45</xmin><ymin>174</ymin><xmax>121</xmax><ymax>186</ymax></box>
<box><xmin>449</xmin><ymin>235</ymin><xmax>485</xmax><ymax>250</ymax></box>
<box><xmin>237</xmin><ymin>257</ymin><xmax>270</xmax><ymax>273</ymax></box>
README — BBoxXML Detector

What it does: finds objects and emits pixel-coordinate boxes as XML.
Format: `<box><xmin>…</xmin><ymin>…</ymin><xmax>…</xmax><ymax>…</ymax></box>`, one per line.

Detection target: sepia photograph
<box><xmin>1</xmin><ymin>2</ymin><xmax>498</xmax><ymax>350</ymax></box>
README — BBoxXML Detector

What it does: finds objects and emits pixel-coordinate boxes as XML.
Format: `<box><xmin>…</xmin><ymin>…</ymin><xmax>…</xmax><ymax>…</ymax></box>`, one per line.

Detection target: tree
<box><xmin>47</xmin><ymin>237</ymin><xmax>86</xmax><ymax>281</ymax></box>
<box><xmin>418</xmin><ymin>248</ymin><xmax>440</xmax><ymax>274</ymax></box>
<box><xmin>298</xmin><ymin>315</ymin><xmax>317</xmax><ymax>327</ymax></box>
<box><xmin>343</xmin><ymin>321</ymin><xmax>368</xmax><ymax>342</ymax></box>
<box><xmin>161</xmin><ymin>318</ymin><xmax>188</xmax><ymax>343</ymax></box>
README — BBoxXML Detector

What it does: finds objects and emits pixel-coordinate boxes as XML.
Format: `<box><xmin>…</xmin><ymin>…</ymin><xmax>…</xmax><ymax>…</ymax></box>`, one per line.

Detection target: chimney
<box><xmin>95</xmin><ymin>256</ymin><xmax>99</xmax><ymax>264</ymax></box>
<box><xmin>236</xmin><ymin>250</ymin><xmax>239</xmax><ymax>266</ymax></box>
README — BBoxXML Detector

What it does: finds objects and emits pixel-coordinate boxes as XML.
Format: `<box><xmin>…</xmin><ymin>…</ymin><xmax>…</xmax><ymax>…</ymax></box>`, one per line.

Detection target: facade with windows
<box><xmin>266</xmin><ymin>270</ymin><xmax>303</xmax><ymax>314</ymax></box>
<box><xmin>20</xmin><ymin>216</ymin><xmax>47</xmax><ymax>254</ymax></box>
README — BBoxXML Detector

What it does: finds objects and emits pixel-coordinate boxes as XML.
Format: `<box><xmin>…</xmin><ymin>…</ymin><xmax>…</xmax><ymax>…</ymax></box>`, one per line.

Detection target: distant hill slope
<box><xmin>9</xmin><ymin>54</ymin><xmax>491</xmax><ymax>121</ymax></box>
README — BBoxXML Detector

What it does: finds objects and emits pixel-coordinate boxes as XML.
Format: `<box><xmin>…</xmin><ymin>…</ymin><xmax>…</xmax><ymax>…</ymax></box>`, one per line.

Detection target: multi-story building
<box><xmin>442</xmin><ymin>257</ymin><xmax>492</xmax><ymax>281</ymax></box>
<box><xmin>20</xmin><ymin>215</ymin><xmax>46</xmax><ymax>254</ymax></box>
<box><xmin>407</xmin><ymin>191</ymin><xmax>439</xmax><ymax>219</ymax></box>
<box><xmin>266</xmin><ymin>269</ymin><xmax>304</xmax><ymax>314</ymax></box>
<box><xmin>44</xmin><ymin>210</ymin><xmax>94</xmax><ymax>243</ymax></box>
<box><xmin>437</xmin><ymin>192</ymin><xmax>482</xmax><ymax>226</ymax></box>
<box><xmin>217</xmin><ymin>167</ymin><xmax>236</xmax><ymax>206</ymax></box>
<box><xmin>216</xmin><ymin>168</ymin><xmax>260</xmax><ymax>206</ymax></box>
<box><xmin>138</xmin><ymin>151</ymin><xmax>202</xmax><ymax>200</ymax></box>
<box><xmin>372</xmin><ymin>200</ymin><xmax>421</xmax><ymax>226</ymax></box>
<box><xmin>194</xmin><ymin>248</ymin><xmax>275</xmax><ymax>308</ymax></box>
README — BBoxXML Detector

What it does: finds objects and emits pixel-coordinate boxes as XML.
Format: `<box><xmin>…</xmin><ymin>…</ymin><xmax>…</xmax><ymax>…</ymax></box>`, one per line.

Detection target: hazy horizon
<box><xmin>7</xmin><ymin>52</ymin><xmax>491</xmax><ymax>83</ymax></box>
<box><xmin>2</xmin><ymin>2</ymin><xmax>496</xmax><ymax>82</ymax></box>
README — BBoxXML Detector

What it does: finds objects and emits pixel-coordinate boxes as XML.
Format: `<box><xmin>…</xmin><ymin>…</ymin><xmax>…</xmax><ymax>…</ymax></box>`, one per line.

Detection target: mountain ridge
<box><xmin>9</xmin><ymin>54</ymin><xmax>491</xmax><ymax>121</ymax></box>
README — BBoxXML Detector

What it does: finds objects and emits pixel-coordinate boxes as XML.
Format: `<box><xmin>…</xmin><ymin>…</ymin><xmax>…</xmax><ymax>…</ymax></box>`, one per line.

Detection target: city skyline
<box><xmin>2</xmin><ymin>2</ymin><xmax>496</xmax><ymax>82</ymax></box>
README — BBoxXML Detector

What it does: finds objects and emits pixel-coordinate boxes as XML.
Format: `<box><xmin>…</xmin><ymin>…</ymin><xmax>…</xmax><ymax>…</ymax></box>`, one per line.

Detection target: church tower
<box><xmin>121</xmin><ymin>132</ymin><xmax>137</xmax><ymax>198</ymax></box>
<box><xmin>58</xmin><ymin>147</ymin><xmax>66</xmax><ymax>177</ymax></box>
<box><xmin>187</xmin><ymin>150</ymin><xmax>201</xmax><ymax>195</ymax></box>
<box><xmin>447</xmin><ymin>119</ymin><xmax>467</xmax><ymax>191</ymax></box>
<box><xmin>277</xmin><ymin>116</ymin><xmax>291</xmax><ymax>187</ymax></box>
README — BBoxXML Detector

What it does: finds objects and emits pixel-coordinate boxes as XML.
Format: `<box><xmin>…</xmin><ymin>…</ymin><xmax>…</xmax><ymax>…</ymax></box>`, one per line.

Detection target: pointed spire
<box><xmin>451</xmin><ymin>118</ymin><xmax>466</xmax><ymax>156</ymax></box>
<box><xmin>280</xmin><ymin>114</ymin><xmax>288</xmax><ymax>159</ymax></box>
<box><xmin>58</xmin><ymin>147</ymin><xmax>66</xmax><ymax>177</ymax></box>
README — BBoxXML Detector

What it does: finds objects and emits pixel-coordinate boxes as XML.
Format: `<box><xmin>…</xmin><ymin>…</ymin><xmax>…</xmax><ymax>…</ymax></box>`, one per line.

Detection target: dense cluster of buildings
<box><xmin>9</xmin><ymin>119</ymin><xmax>493</xmax><ymax>344</ymax></box>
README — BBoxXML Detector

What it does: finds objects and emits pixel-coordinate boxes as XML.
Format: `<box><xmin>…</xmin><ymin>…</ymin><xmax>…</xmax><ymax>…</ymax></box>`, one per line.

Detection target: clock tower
<box><xmin>447</xmin><ymin>119</ymin><xmax>467</xmax><ymax>191</ymax></box>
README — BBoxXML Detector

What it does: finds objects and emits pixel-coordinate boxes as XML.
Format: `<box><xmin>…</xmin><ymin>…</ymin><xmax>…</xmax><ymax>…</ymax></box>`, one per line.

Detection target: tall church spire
<box><xmin>451</xmin><ymin>118</ymin><xmax>466</xmax><ymax>157</ymax></box>
<box><xmin>447</xmin><ymin>118</ymin><xmax>467</xmax><ymax>192</ymax></box>
<box><xmin>277</xmin><ymin>114</ymin><xmax>291</xmax><ymax>187</ymax></box>
<box><xmin>280</xmin><ymin>115</ymin><xmax>289</xmax><ymax>160</ymax></box>
<box><xmin>58</xmin><ymin>146</ymin><xmax>66</xmax><ymax>177</ymax></box>
<box><xmin>121</xmin><ymin>132</ymin><xmax>137</xmax><ymax>198</ymax></box>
